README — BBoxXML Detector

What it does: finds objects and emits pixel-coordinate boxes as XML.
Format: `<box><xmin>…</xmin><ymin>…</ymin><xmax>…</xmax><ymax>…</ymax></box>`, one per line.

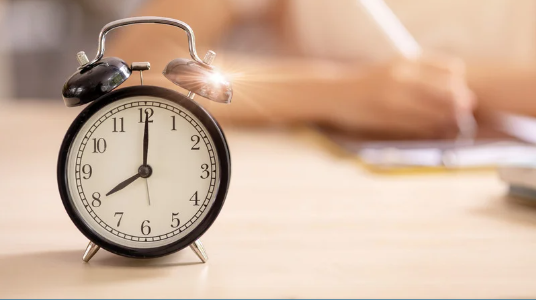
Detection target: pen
<box><xmin>357</xmin><ymin>0</ymin><xmax>477</xmax><ymax>144</ymax></box>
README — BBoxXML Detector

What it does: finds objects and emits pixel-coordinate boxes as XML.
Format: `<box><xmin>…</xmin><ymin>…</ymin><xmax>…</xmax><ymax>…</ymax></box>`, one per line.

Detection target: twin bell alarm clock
<box><xmin>57</xmin><ymin>17</ymin><xmax>232</xmax><ymax>263</ymax></box>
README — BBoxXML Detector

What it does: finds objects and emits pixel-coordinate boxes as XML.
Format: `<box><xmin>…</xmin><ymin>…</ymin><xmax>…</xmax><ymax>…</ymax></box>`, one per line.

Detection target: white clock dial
<box><xmin>65</xmin><ymin>96</ymin><xmax>220</xmax><ymax>248</ymax></box>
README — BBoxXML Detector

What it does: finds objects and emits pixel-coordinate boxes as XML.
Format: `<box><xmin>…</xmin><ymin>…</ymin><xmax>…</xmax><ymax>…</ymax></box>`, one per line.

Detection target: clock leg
<box><xmin>189</xmin><ymin>239</ymin><xmax>208</xmax><ymax>263</ymax></box>
<box><xmin>82</xmin><ymin>241</ymin><xmax>100</xmax><ymax>262</ymax></box>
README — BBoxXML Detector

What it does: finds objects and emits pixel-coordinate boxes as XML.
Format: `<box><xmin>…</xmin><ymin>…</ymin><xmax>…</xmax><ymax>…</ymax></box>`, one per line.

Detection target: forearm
<box><xmin>143</xmin><ymin>55</ymin><xmax>369</xmax><ymax>127</ymax></box>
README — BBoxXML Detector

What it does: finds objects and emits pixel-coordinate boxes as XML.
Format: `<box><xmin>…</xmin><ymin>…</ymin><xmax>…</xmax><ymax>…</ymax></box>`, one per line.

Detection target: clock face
<box><xmin>63</xmin><ymin>93</ymin><xmax>225</xmax><ymax>250</ymax></box>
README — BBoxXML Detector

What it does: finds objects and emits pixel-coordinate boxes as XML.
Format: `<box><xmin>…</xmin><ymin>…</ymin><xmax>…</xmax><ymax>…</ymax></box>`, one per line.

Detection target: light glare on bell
<box><xmin>207</xmin><ymin>72</ymin><xmax>227</xmax><ymax>85</ymax></box>
<box><xmin>162</xmin><ymin>58</ymin><xmax>233</xmax><ymax>103</ymax></box>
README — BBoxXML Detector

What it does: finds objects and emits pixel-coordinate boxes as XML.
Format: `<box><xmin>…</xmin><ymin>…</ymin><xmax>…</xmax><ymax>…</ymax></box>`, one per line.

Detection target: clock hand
<box><xmin>140</xmin><ymin>112</ymin><xmax>152</xmax><ymax>205</ymax></box>
<box><xmin>106</xmin><ymin>111</ymin><xmax>152</xmax><ymax>198</ymax></box>
<box><xmin>106</xmin><ymin>173</ymin><xmax>142</xmax><ymax>197</ymax></box>
<box><xmin>145</xmin><ymin>179</ymin><xmax>151</xmax><ymax>206</ymax></box>
<box><xmin>142</xmin><ymin>110</ymin><xmax>149</xmax><ymax>166</ymax></box>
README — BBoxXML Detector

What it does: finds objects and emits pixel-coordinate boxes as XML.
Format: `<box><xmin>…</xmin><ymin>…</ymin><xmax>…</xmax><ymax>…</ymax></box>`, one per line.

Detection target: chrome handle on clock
<box><xmin>83</xmin><ymin>16</ymin><xmax>208</xmax><ymax>68</ymax></box>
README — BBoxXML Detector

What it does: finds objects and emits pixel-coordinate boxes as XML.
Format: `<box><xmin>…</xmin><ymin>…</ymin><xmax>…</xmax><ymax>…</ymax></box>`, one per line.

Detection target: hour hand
<box><xmin>106</xmin><ymin>173</ymin><xmax>141</xmax><ymax>197</ymax></box>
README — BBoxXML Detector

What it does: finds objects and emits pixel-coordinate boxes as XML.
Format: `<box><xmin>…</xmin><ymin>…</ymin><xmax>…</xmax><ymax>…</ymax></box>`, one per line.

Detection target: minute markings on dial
<box><xmin>74</xmin><ymin>101</ymin><xmax>217</xmax><ymax>242</ymax></box>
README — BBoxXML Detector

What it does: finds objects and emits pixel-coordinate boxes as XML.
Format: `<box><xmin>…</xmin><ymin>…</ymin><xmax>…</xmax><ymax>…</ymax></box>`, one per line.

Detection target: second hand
<box><xmin>142</xmin><ymin>109</ymin><xmax>152</xmax><ymax>206</ymax></box>
<box><xmin>145</xmin><ymin>179</ymin><xmax>151</xmax><ymax>206</ymax></box>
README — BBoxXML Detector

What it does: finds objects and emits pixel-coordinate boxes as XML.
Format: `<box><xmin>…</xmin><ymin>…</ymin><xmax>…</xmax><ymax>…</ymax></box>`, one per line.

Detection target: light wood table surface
<box><xmin>2</xmin><ymin>101</ymin><xmax>536</xmax><ymax>298</ymax></box>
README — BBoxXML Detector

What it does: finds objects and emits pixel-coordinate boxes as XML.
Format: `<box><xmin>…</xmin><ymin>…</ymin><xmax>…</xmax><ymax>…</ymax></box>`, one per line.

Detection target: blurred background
<box><xmin>0</xmin><ymin>0</ymin><xmax>145</xmax><ymax>100</ymax></box>
<box><xmin>1</xmin><ymin>0</ymin><xmax>536</xmax><ymax>143</ymax></box>
<box><xmin>1</xmin><ymin>0</ymin><xmax>536</xmax><ymax>169</ymax></box>
<box><xmin>1</xmin><ymin>0</ymin><xmax>536</xmax><ymax>168</ymax></box>
<box><xmin>1</xmin><ymin>1</ymin><xmax>534</xmax><ymax>95</ymax></box>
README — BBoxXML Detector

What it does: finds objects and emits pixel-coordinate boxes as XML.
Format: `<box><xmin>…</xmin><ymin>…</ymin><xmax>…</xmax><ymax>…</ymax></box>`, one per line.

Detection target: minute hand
<box><xmin>106</xmin><ymin>173</ymin><xmax>141</xmax><ymax>197</ymax></box>
<box><xmin>142</xmin><ymin>111</ymin><xmax>149</xmax><ymax>166</ymax></box>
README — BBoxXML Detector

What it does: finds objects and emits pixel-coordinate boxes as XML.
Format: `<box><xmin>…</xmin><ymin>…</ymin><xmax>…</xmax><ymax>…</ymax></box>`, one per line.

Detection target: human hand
<box><xmin>324</xmin><ymin>54</ymin><xmax>476</xmax><ymax>139</ymax></box>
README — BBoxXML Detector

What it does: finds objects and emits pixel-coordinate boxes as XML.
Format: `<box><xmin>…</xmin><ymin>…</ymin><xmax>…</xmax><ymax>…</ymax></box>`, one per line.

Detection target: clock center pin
<box><xmin>138</xmin><ymin>165</ymin><xmax>153</xmax><ymax>178</ymax></box>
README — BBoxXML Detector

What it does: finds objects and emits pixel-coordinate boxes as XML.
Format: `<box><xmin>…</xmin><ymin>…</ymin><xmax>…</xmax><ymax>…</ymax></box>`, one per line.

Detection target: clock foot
<box><xmin>82</xmin><ymin>241</ymin><xmax>100</xmax><ymax>262</ymax></box>
<box><xmin>189</xmin><ymin>239</ymin><xmax>208</xmax><ymax>263</ymax></box>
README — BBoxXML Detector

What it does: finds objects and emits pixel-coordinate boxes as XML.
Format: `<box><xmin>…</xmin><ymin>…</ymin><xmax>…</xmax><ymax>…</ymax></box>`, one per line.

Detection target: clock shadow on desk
<box><xmin>0</xmin><ymin>249</ymin><xmax>203</xmax><ymax>297</ymax></box>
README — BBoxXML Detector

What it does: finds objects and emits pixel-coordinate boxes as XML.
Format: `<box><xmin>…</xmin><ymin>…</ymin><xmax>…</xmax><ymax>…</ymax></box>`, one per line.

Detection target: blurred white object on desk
<box><xmin>495</xmin><ymin>111</ymin><xmax>536</xmax><ymax>144</ymax></box>
<box><xmin>494</xmin><ymin>112</ymin><xmax>536</xmax><ymax>199</ymax></box>
<box><xmin>361</xmin><ymin>141</ymin><xmax>536</xmax><ymax>169</ymax></box>
<box><xmin>499</xmin><ymin>159</ymin><xmax>536</xmax><ymax>200</ymax></box>
<box><xmin>320</xmin><ymin>110</ymin><xmax>536</xmax><ymax>171</ymax></box>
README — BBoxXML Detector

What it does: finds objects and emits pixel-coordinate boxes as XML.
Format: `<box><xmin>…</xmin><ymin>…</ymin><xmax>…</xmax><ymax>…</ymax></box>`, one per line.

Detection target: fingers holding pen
<box><xmin>387</xmin><ymin>56</ymin><xmax>477</xmax><ymax>137</ymax></box>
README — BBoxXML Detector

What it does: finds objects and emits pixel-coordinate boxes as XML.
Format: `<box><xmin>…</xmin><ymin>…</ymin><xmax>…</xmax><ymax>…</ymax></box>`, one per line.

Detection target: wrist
<box><xmin>312</xmin><ymin>65</ymin><xmax>380</xmax><ymax>129</ymax></box>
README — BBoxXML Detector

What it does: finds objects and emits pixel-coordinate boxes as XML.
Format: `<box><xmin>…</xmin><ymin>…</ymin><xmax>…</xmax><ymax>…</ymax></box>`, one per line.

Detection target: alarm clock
<box><xmin>57</xmin><ymin>17</ymin><xmax>232</xmax><ymax>263</ymax></box>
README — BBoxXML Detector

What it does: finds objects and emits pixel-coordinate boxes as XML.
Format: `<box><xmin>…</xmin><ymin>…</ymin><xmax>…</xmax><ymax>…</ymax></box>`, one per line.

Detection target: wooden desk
<box><xmin>2</xmin><ymin>102</ymin><xmax>536</xmax><ymax>298</ymax></box>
